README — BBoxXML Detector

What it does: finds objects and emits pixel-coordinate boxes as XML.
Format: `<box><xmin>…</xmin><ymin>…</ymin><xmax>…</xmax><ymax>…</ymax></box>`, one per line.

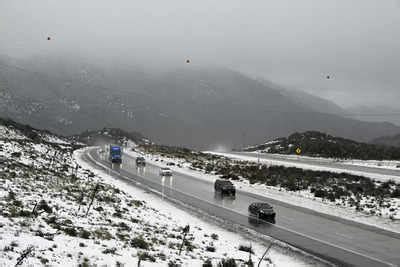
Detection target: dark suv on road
<box><xmin>135</xmin><ymin>157</ymin><xmax>146</xmax><ymax>166</ymax></box>
<box><xmin>248</xmin><ymin>202</ymin><xmax>276</xmax><ymax>221</ymax></box>
<box><xmin>214</xmin><ymin>179</ymin><xmax>236</xmax><ymax>196</ymax></box>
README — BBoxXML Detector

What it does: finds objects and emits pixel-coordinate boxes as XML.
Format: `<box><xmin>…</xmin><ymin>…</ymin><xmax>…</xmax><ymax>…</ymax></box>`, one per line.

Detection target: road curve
<box><xmin>82</xmin><ymin>147</ymin><xmax>400</xmax><ymax>267</ymax></box>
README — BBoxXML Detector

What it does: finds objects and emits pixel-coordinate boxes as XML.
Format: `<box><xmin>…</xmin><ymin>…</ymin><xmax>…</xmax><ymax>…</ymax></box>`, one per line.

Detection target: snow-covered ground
<box><xmin>0</xmin><ymin>123</ymin><xmax>323</xmax><ymax>266</ymax></box>
<box><xmin>247</xmin><ymin>151</ymin><xmax>400</xmax><ymax>171</ymax></box>
<box><xmin>0</xmin><ymin>125</ymin><xmax>26</xmax><ymax>140</ymax></box>
<box><xmin>238</xmin><ymin>151</ymin><xmax>400</xmax><ymax>171</ymax></box>
<box><xmin>124</xmin><ymin>149</ymin><xmax>400</xmax><ymax>234</ymax></box>
<box><xmin>207</xmin><ymin>151</ymin><xmax>400</xmax><ymax>182</ymax></box>
<box><xmin>342</xmin><ymin>159</ymin><xmax>400</xmax><ymax>170</ymax></box>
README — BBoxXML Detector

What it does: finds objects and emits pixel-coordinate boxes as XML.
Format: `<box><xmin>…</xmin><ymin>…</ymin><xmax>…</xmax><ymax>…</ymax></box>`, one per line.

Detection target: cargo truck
<box><xmin>109</xmin><ymin>145</ymin><xmax>122</xmax><ymax>163</ymax></box>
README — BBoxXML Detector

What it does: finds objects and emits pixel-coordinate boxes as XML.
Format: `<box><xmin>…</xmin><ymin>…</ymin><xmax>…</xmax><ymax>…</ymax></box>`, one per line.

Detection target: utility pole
<box><xmin>248</xmin><ymin>243</ymin><xmax>254</xmax><ymax>267</ymax></box>
<box><xmin>178</xmin><ymin>225</ymin><xmax>190</xmax><ymax>255</ymax></box>
<box><xmin>258</xmin><ymin>242</ymin><xmax>274</xmax><ymax>267</ymax></box>
<box><xmin>85</xmin><ymin>183</ymin><xmax>100</xmax><ymax>217</ymax></box>
<box><xmin>242</xmin><ymin>131</ymin><xmax>246</xmax><ymax>149</ymax></box>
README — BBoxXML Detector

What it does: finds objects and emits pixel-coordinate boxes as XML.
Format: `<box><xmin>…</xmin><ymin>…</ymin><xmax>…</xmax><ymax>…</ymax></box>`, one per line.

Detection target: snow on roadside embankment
<box><xmin>0</xmin><ymin>134</ymin><xmax>171</xmax><ymax>266</ymax></box>
<box><xmin>209</xmin><ymin>152</ymin><xmax>400</xmax><ymax>182</ymax></box>
<box><xmin>125</xmin><ymin>149</ymin><xmax>400</xmax><ymax>234</ymax></box>
<box><xmin>236</xmin><ymin>150</ymin><xmax>400</xmax><ymax>171</ymax></box>
<box><xmin>76</xmin><ymin>148</ymin><xmax>325</xmax><ymax>267</ymax></box>
<box><xmin>249</xmin><ymin>152</ymin><xmax>400</xmax><ymax>171</ymax></box>
<box><xmin>342</xmin><ymin>159</ymin><xmax>400</xmax><ymax>171</ymax></box>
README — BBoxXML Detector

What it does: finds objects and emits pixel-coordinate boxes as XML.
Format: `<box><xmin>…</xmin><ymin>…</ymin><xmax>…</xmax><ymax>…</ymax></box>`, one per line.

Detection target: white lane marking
<box><xmin>85</xmin><ymin>148</ymin><xmax>395</xmax><ymax>267</ymax></box>
<box><xmin>335</xmin><ymin>232</ymin><xmax>353</xmax><ymax>239</ymax></box>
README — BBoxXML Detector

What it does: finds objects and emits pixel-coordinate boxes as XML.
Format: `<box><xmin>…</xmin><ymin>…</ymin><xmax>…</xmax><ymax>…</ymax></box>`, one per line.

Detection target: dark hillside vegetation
<box><xmin>372</xmin><ymin>133</ymin><xmax>400</xmax><ymax>148</ymax></box>
<box><xmin>141</xmin><ymin>144</ymin><xmax>216</xmax><ymax>160</ymax></box>
<box><xmin>245</xmin><ymin>131</ymin><xmax>400</xmax><ymax>160</ymax></box>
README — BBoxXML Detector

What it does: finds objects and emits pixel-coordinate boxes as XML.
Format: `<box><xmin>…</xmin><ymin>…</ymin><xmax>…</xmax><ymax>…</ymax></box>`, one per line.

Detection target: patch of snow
<box><xmin>0</xmin><ymin>125</ymin><xmax>26</xmax><ymax>140</ymax></box>
<box><xmin>40</xmin><ymin>134</ymin><xmax>70</xmax><ymax>145</ymax></box>
<box><xmin>342</xmin><ymin>159</ymin><xmax>400</xmax><ymax>171</ymax></box>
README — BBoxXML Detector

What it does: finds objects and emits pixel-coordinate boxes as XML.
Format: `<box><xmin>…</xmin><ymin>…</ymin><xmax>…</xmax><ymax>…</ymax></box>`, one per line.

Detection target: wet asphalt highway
<box><xmin>83</xmin><ymin>148</ymin><xmax>400</xmax><ymax>267</ymax></box>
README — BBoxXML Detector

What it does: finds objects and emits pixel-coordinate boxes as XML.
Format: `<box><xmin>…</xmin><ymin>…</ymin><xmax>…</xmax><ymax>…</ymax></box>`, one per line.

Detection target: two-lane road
<box><xmin>82</xmin><ymin>148</ymin><xmax>400</xmax><ymax>267</ymax></box>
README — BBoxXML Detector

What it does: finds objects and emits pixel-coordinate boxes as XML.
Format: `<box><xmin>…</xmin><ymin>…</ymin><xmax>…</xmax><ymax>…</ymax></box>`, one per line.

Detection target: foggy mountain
<box><xmin>256</xmin><ymin>79</ymin><xmax>348</xmax><ymax>116</ymax></box>
<box><xmin>372</xmin><ymin>133</ymin><xmax>400</xmax><ymax>148</ymax></box>
<box><xmin>346</xmin><ymin>105</ymin><xmax>400</xmax><ymax>127</ymax></box>
<box><xmin>1</xmin><ymin>55</ymin><xmax>400</xmax><ymax>149</ymax></box>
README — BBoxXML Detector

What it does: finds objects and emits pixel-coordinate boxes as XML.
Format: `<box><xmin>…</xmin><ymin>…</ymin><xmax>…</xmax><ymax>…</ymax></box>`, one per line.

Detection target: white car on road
<box><xmin>159</xmin><ymin>167</ymin><xmax>173</xmax><ymax>176</ymax></box>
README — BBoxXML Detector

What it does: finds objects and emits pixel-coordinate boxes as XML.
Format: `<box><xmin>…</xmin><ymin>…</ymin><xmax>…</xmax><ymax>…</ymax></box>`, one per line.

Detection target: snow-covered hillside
<box><xmin>0</xmin><ymin>121</ymin><xmax>321</xmax><ymax>266</ymax></box>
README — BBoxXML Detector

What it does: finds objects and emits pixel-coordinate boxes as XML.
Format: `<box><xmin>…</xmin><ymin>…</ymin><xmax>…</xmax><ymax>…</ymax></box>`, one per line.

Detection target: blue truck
<box><xmin>109</xmin><ymin>145</ymin><xmax>122</xmax><ymax>163</ymax></box>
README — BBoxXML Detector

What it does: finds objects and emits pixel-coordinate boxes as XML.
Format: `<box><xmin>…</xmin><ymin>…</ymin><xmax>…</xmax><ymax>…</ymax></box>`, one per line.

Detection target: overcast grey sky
<box><xmin>1</xmin><ymin>0</ymin><xmax>399</xmax><ymax>107</ymax></box>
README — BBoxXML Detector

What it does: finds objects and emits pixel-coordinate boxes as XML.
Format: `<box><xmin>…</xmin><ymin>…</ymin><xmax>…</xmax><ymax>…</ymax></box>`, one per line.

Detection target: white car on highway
<box><xmin>159</xmin><ymin>167</ymin><xmax>173</xmax><ymax>176</ymax></box>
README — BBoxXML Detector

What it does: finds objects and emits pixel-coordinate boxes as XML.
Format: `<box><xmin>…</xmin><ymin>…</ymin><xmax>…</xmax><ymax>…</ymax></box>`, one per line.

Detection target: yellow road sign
<box><xmin>295</xmin><ymin>148</ymin><xmax>301</xmax><ymax>155</ymax></box>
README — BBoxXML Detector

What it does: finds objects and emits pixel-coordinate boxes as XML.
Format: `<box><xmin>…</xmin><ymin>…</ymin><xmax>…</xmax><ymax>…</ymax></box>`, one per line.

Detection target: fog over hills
<box><xmin>1</xmin><ymin>55</ymin><xmax>400</xmax><ymax>149</ymax></box>
<box><xmin>372</xmin><ymin>133</ymin><xmax>400</xmax><ymax>148</ymax></box>
<box><xmin>256</xmin><ymin>78</ymin><xmax>348</xmax><ymax>116</ymax></box>
<box><xmin>346</xmin><ymin>105</ymin><xmax>400</xmax><ymax>127</ymax></box>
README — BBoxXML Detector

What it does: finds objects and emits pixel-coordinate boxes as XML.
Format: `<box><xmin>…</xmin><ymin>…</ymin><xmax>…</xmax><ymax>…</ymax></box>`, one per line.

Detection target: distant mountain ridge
<box><xmin>347</xmin><ymin>105</ymin><xmax>400</xmax><ymax>126</ymax></box>
<box><xmin>1</xmin><ymin>54</ymin><xmax>400</xmax><ymax>148</ymax></box>
<box><xmin>244</xmin><ymin>131</ymin><xmax>400</xmax><ymax>160</ymax></box>
<box><xmin>372</xmin><ymin>134</ymin><xmax>400</xmax><ymax>148</ymax></box>
<box><xmin>256</xmin><ymin>78</ymin><xmax>348</xmax><ymax>116</ymax></box>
